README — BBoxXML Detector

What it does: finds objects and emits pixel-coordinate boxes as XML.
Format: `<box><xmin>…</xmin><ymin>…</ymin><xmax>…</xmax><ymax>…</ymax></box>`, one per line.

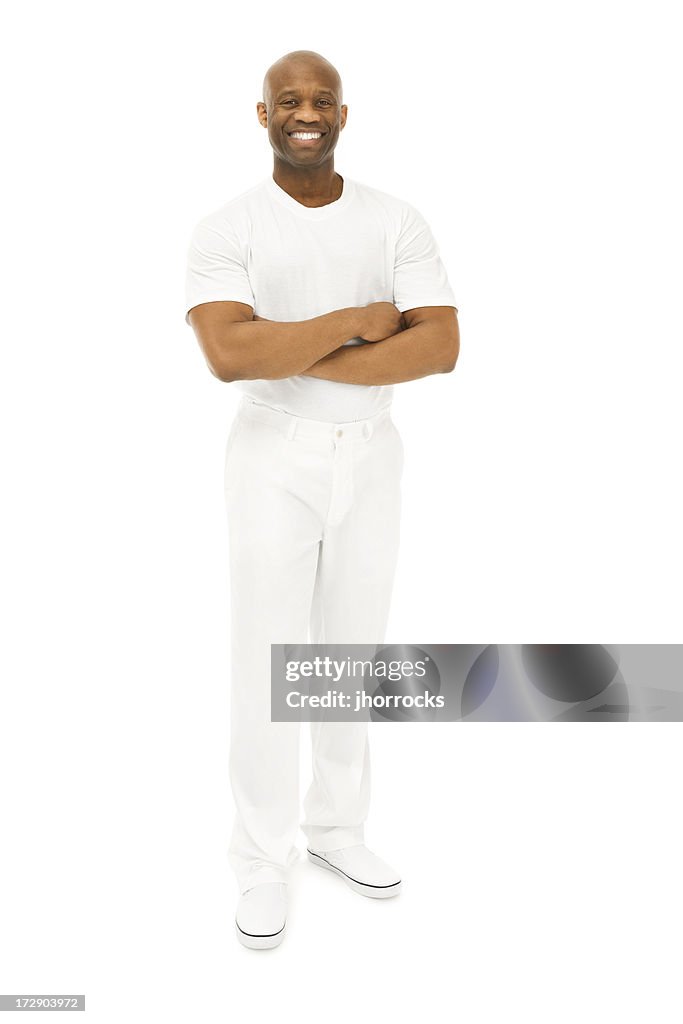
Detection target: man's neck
<box><xmin>271</xmin><ymin>162</ymin><xmax>343</xmax><ymax>208</ymax></box>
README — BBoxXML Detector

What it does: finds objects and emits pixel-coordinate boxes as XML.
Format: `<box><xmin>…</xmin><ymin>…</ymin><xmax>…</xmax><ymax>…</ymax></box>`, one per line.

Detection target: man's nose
<box><xmin>294</xmin><ymin>107</ymin><xmax>322</xmax><ymax>123</ymax></box>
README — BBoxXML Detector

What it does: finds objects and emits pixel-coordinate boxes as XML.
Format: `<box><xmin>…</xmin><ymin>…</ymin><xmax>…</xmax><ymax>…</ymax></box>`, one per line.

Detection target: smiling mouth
<box><xmin>287</xmin><ymin>131</ymin><xmax>326</xmax><ymax>142</ymax></box>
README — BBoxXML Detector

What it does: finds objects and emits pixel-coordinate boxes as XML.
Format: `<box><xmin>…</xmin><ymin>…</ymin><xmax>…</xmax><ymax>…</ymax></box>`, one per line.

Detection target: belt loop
<box><xmin>286</xmin><ymin>416</ymin><xmax>297</xmax><ymax>441</ymax></box>
<box><xmin>363</xmin><ymin>421</ymin><xmax>373</xmax><ymax>441</ymax></box>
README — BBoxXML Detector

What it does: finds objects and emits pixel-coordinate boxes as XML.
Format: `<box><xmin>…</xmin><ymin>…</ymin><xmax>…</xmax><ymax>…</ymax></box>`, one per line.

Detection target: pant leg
<box><xmin>224</xmin><ymin>410</ymin><xmax>324</xmax><ymax>893</ymax></box>
<box><xmin>301</xmin><ymin>413</ymin><xmax>404</xmax><ymax>852</ymax></box>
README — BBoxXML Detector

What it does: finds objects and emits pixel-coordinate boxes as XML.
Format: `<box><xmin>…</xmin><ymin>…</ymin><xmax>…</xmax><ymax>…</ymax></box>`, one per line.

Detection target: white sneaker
<box><xmin>235</xmin><ymin>882</ymin><xmax>288</xmax><ymax>949</ymax></box>
<box><xmin>307</xmin><ymin>844</ymin><xmax>402</xmax><ymax>898</ymax></box>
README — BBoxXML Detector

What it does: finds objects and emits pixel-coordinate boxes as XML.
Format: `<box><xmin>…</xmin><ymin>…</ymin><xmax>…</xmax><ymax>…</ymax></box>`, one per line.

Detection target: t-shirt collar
<box><xmin>265</xmin><ymin>173</ymin><xmax>354</xmax><ymax>220</ymax></box>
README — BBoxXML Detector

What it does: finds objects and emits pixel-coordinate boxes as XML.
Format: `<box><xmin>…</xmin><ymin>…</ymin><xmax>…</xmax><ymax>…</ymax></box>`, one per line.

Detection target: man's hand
<box><xmin>357</xmin><ymin>302</ymin><xmax>405</xmax><ymax>342</ymax></box>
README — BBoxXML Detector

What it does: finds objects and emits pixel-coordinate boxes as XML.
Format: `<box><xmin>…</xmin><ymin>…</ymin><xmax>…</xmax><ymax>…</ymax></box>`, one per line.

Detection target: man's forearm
<box><xmin>214</xmin><ymin>307</ymin><xmax>366</xmax><ymax>382</ymax></box>
<box><xmin>301</xmin><ymin>321</ymin><xmax>456</xmax><ymax>385</ymax></box>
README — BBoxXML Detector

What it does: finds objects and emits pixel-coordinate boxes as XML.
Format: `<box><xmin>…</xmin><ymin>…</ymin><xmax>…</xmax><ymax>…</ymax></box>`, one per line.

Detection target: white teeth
<box><xmin>290</xmin><ymin>132</ymin><xmax>322</xmax><ymax>140</ymax></box>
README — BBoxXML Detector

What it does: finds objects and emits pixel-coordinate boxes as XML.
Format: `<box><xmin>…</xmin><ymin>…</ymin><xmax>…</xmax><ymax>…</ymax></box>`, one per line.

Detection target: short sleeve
<box><xmin>184</xmin><ymin>218</ymin><xmax>255</xmax><ymax>324</ymax></box>
<box><xmin>392</xmin><ymin>204</ymin><xmax>458</xmax><ymax>314</ymax></box>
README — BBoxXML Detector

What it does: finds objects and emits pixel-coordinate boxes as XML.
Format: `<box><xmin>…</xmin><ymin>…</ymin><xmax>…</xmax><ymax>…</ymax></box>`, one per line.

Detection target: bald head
<box><xmin>262</xmin><ymin>50</ymin><xmax>343</xmax><ymax>108</ymax></box>
<box><xmin>257</xmin><ymin>50</ymin><xmax>347</xmax><ymax>170</ymax></box>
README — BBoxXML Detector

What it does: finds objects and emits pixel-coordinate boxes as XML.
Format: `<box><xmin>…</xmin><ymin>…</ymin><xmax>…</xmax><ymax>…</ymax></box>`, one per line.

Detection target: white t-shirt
<box><xmin>184</xmin><ymin>173</ymin><xmax>458</xmax><ymax>422</ymax></box>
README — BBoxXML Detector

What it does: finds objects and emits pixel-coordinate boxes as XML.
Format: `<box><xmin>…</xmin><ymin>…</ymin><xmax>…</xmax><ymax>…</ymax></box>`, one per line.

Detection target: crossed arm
<box><xmin>188</xmin><ymin>301</ymin><xmax>459</xmax><ymax>385</ymax></box>
<box><xmin>255</xmin><ymin>305</ymin><xmax>459</xmax><ymax>385</ymax></box>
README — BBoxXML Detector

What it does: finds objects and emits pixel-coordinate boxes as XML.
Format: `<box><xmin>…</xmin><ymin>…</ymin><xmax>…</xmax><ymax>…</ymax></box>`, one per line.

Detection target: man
<box><xmin>185</xmin><ymin>49</ymin><xmax>459</xmax><ymax>950</ymax></box>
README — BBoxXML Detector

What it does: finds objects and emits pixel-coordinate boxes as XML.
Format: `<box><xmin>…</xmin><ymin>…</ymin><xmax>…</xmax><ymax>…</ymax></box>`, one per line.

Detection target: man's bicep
<box><xmin>184</xmin><ymin>219</ymin><xmax>255</xmax><ymax>325</ymax></box>
<box><xmin>188</xmin><ymin>299</ymin><xmax>254</xmax><ymax>331</ymax></box>
<box><xmin>392</xmin><ymin>203</ymin><xmax>458</xmax><ymax>316</ymax></box>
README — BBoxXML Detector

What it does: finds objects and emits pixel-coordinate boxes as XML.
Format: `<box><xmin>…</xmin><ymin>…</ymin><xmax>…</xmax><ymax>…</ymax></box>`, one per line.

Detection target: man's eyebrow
<box><xmin>275</xmin><ymin>87</ymin><xmax>336</xmax><ymax>98</ymax></box>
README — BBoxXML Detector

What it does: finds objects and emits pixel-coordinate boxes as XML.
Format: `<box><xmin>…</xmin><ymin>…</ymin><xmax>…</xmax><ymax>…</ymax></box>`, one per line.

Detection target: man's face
<box><xmin>257</xmin><ymin>63</ymin><xmax>347</xmax><ymax>167</ymax></box>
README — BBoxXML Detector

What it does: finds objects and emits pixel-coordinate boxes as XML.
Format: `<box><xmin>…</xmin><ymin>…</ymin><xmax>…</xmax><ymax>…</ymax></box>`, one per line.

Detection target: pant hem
<box><xmin>301</xmin><ymin>825</ymin><xmax>365</xmax><ymax>853</ymax></box>
<box><xmin>238</xmin><ymin>866</ymin><xmax>290</xmax><ymax>894</ymax></box>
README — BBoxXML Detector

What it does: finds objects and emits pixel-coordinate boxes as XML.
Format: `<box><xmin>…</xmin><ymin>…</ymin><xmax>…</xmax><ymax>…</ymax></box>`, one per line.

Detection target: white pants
<box><xmin>224</xmin><ymin>395</ymin><xmax>404</xmax><ymax>893</ymax></box>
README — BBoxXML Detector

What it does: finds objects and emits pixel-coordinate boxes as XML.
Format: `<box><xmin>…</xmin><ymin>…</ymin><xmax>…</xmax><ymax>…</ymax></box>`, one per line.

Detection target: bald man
<box><xmin>185</xmin><ymin>50</ymin><xmax>459</xmax><ymax>949</ymax></box>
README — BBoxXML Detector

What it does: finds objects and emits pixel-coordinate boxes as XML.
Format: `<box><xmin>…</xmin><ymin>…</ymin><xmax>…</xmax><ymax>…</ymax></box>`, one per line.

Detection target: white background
<box><xmin>1</xmin><ymin>1</ymin><xmax>681</xmax><ymax>1021</ymax></box>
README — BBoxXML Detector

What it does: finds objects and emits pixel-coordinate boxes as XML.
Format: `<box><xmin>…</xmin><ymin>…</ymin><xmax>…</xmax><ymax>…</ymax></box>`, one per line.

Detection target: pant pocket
<box><xmin>225</xmin><ymin>415</ymin><xmax>288</xmax><ymax>499</ymax></box>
